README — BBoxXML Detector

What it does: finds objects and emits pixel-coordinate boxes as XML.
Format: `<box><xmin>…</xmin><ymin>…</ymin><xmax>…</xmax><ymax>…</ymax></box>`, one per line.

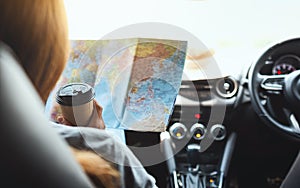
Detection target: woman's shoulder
<box><xmin>48</xmin><ymin>122</ymin><xmax>137</xmax><ymax>165</ymax></box>
<box><xmin>49</xmin><ymin>122</ymin><xmax>158</xmax><ymax>188</ymax></box>
<box><xmin>49</xmin><ymin>122</ymin><xmax>118</xmax><ymax>149</ymax></box>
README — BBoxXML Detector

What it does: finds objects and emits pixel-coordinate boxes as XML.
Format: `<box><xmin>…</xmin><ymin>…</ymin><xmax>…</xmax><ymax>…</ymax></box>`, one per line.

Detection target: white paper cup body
<box><xmin>60</xmin><ymin>100</ymin><xmax>94</xmax><ymax>126</ymax></box>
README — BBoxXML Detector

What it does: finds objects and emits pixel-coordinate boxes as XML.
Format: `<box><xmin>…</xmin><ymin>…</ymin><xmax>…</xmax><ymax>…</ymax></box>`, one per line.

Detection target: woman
<box><xmin>0</xmin><ymin>0</ymin><xmax>157</xmax><ymax>187</ymax></box>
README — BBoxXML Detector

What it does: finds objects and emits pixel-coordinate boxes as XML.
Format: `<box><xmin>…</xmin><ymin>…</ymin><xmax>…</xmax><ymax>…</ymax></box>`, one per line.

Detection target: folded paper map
<box><xmin>46</xmin><ymin>38</ymin><xmax>187</xmax><ymax>132</ymax></box>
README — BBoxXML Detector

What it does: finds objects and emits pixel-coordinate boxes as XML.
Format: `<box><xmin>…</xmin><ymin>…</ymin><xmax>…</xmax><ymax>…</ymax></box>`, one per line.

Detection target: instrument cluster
<box><xmin>260</xmin><ymin>54</ymin><xmax>300</xmax><ymax>76</ymax></box>
<box><xmin>272</xmin><ymin>54</ymin><xmax>300</xmax><ymax>75</ymax></box>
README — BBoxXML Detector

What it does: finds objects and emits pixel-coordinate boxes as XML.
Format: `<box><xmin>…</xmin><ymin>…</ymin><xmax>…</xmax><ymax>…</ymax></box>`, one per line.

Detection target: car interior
<box><xmin>1</xmin><ymin>0</ymin><xmax>300</xmax><ymax>188</ymax></box>
<box><xmin>124</xmin><ymin>38</ymin><xmax>300</xmax><ymax>188</ymax></box>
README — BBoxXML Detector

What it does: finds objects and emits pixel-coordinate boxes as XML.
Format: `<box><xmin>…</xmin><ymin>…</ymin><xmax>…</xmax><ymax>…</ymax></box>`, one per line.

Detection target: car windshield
<box><xmin>64</xmin><ymin>0</ymin><xmax>300</xmax><ymax>78</ymax></box>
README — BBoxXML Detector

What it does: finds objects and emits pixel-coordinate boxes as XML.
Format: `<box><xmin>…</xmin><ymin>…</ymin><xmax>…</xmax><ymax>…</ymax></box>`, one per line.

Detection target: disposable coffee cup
<box><xmin>56</xmin><ymin>83</ymin><xmax>95</xmax><ymax>126</ymax></box>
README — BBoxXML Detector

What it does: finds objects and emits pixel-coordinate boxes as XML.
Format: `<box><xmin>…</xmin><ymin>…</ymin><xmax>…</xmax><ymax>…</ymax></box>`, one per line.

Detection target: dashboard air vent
<box><xmin>215</xmin><ymin>77</ymin><xmax>238</xmax><ymax>98</ymax></box>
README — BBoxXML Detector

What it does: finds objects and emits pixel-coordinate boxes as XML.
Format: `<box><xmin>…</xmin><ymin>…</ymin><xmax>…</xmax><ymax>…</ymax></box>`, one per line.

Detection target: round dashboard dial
<box><xmin>272</xmin><ymin>63</ymin><xmax>296</xmax><ymax>75</ymax></box>
<box><xmin>272</xmin><ymin>55</ymin><xmax>299</xmax><ymax>75</ymax></box>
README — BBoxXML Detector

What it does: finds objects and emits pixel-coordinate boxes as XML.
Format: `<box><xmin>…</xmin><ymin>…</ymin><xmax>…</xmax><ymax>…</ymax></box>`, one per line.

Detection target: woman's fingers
<box><xmin>57</xmin><ymin>115</ymin><xmax>72</xmax><ymax>126</ymax></box>
<box><xmin>87</xmin><ymin>100</ymin><xmax>106</xmax><ymax>129</ymax></box>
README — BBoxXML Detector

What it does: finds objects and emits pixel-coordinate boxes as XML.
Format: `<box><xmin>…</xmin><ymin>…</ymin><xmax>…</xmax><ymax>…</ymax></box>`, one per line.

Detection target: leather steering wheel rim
<box><xmin>248</xmin><ymin>38</ymin><xmax>300</xmax><ymax>142</ymax></box>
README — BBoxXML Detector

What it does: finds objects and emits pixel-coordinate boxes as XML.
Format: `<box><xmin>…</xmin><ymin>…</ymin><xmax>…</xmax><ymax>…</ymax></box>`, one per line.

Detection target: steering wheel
<box><xmin>248</xmin><ymin>38</ymin><xmax>300</xmax><ymax>141</ymax></box>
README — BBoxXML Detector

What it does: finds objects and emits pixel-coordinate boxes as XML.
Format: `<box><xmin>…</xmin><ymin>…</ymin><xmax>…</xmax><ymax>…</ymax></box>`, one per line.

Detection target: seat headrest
<box><xmin>0</xmin><ymin>42</ymin><xmax>93</xmax><ymax>187</ymax></box>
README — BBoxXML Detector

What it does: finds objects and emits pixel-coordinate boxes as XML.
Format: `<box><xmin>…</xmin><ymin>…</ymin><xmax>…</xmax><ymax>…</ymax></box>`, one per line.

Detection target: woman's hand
<box><xmin>87</xmin><ymin>100</ymin><xmax>106</xmax><ymax>129</ymax></box>
<box><xmin>57</xmin><ymin>100</ymin><xmax>106</xmax><ymax>129</ymax></box>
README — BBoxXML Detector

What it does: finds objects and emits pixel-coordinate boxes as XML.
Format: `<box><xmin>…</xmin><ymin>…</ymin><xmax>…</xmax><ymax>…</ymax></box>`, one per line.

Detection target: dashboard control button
<box><xmin>190</xmin><ymin>123</ymin><xmax>206</xmax><ymax>140</ymax></box>
<box><xmin>169</xmin><ymin>122</ymin><xmax>187</xmax><ymax>140</ymax></box>
<box><xmin>210</xmin><ymin>124</ymin><xmax>226</xmax><ymax>141</ymax></box>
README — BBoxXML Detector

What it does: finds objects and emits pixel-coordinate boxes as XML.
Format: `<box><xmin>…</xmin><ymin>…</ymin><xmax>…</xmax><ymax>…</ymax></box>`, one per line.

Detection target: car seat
<box><xmin>0</xmin><ymin>42</ymin><xmax>94</xmax><ymax>187</ymax></box>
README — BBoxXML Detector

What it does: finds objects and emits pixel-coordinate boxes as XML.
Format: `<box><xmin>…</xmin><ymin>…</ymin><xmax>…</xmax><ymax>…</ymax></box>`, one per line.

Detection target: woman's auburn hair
<box><xmin>0</xmin><ymin>0</ymin><xmax>69</xmax><ymax>102</ymax></box>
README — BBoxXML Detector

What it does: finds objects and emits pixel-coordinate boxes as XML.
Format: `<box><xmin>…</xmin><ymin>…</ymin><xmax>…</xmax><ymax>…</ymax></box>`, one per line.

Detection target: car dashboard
<box><xmin>157</xmin><ymin>38</ymin><xmax>300</xmax><ymax>188</ymax></box>
<box><xmin>126</xmin><ymin>37</ymin><xmax>300</xmax><ymax>188</ymax></box>
<box><xmin>166</xmin><ymin>76</ymin><xmax>239</xmax><ymax>187</ymax></box>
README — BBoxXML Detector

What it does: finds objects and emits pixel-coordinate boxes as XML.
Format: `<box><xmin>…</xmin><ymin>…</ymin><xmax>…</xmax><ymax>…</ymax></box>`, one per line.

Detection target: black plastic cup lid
<box><xmin>56</xmin><ymin>83</ymin><xmax>95</xmax><ymax>106</ymax></box>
